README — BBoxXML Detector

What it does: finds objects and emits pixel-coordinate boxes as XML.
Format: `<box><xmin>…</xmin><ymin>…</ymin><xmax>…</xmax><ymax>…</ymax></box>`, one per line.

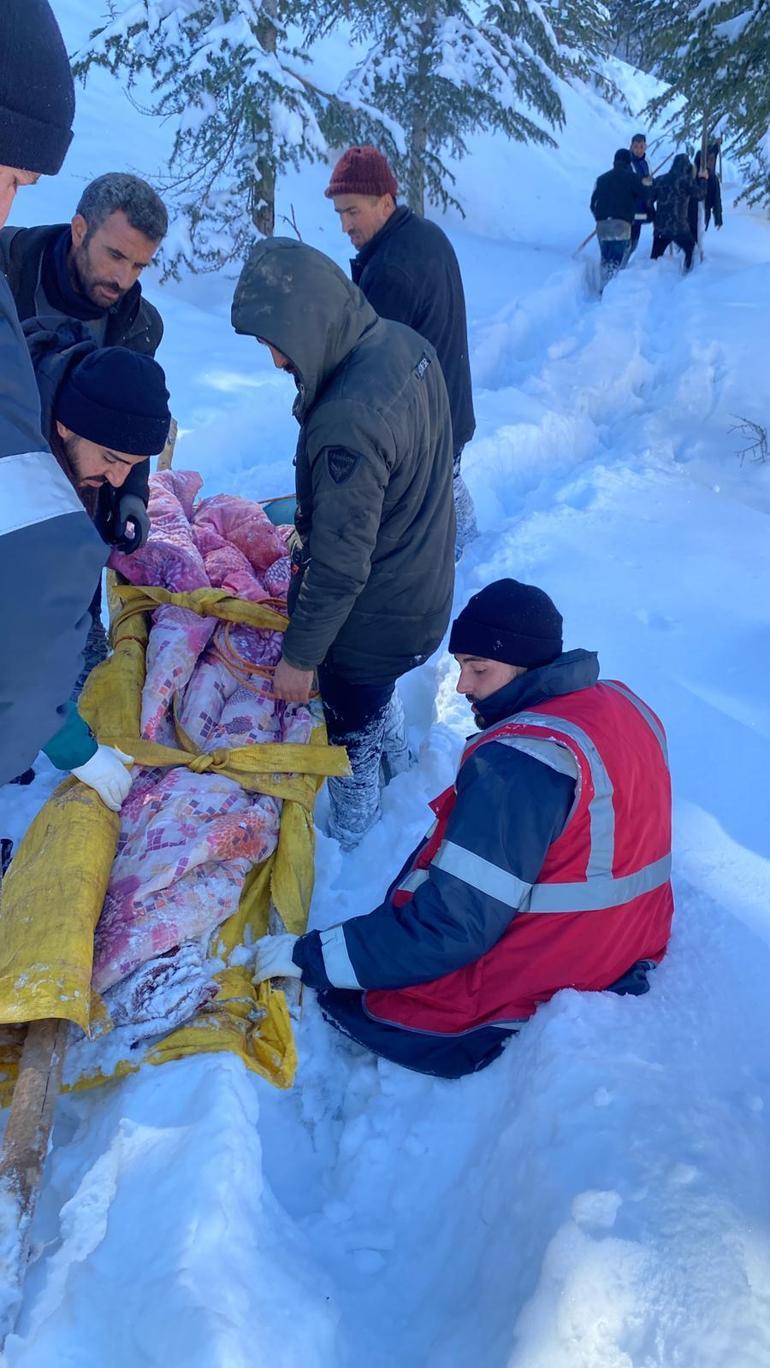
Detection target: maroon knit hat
<box><xmin>325</xmin><ymin>145</ymin><xmax>398</xmax><ymax>200</ymax></box>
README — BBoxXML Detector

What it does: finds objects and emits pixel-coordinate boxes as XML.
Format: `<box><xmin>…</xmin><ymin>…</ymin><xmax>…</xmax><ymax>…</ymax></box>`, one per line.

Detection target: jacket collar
<box><xmin>472</xmin><ymin>649</ymin><xmax>600</xmax><ymax>730</ymax></box>
<box><xmin>352</xmin><ymin>205</ymin><xmax>412</xmax><ymax>277</ymax></box>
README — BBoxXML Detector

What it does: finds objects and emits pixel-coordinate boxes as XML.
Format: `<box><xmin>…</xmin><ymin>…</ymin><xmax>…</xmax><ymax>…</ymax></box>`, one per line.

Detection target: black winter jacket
<box><xmin>351</xmin><ymin>206</ymin><xmax>475</xmax><ymax>453</ymax></box>
<box><xmin>232</xmin><ymin>238</ymin><xmax>455</xmax><ymax>682</ymax></box>
<box><xmin>0</xmin><ymin>223</ymin><xmax>163</xmax><ymax>354</ymax></box>
<box><xmin>591</xmin><ymin>167</ymin><xmax>651</xmax><ymax>225</ymax></box>
<box><xmin>23</xmin><ymin>317</ymin><xmax>150</xmax><ymax>542</ymax></box>
<box><xmin>652</xmin><ymin>156</ymin><xmax>706</xmax><ymax>238</ymax></box>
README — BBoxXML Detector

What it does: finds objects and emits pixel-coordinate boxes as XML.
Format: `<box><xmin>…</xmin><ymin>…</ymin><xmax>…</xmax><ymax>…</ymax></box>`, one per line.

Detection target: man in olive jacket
<box><xmin>232</xmin><ymin>238</ymin><xmax>455</xmax><ymax>847</ymax></box>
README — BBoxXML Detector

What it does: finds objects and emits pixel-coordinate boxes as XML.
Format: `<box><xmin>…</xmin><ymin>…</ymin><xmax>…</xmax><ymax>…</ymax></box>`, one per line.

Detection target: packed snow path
<box><xmin>4</xmin><ymin>213</ymin><xmax>770</xmax><ymax>1366</ymax></box>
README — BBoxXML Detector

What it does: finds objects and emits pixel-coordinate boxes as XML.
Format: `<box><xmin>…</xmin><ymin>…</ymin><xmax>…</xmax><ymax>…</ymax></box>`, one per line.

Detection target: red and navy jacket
<box><xmin>294</xmin><ymin>650</ymin><xmax>673</xmax><ymax>1054</ymax></box>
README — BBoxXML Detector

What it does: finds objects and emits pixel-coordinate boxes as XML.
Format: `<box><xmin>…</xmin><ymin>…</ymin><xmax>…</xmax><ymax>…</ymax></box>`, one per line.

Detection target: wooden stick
<box><xmin>0</xmin><ymin>1018</ymin><xmax>69</xmax><ymax>1345</ymax></box>
<box><xmin>156</xmin><ymin>416</ymin><xmax>178</xmax><ymax>471</ymax></box>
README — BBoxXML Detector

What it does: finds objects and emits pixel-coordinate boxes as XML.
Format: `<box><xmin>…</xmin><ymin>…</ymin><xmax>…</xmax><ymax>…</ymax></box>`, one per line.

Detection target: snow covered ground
<box><xmin>2</xmin><ymin>6</ymin><xmax>770</xmax><ymax>1364</ymax></box>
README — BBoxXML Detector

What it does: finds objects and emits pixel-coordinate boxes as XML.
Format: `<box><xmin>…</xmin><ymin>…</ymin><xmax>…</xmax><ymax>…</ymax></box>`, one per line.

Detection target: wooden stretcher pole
<box><xmin>156</xmin><ymin>415</ymin><xmax>178</xmax><ymax>471</ymax></box>
<box><xmin>0</xmin><ymin>1017</ymin><xmax>69</xmax><ymax>1345</ymax></box>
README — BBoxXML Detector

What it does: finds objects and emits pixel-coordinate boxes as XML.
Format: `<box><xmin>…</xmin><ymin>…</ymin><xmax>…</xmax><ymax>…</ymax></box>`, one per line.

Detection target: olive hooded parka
<box><xmin>232</xmin><ymin>238</ymin><xmax>455</xmax><ymax>681</ymax></box>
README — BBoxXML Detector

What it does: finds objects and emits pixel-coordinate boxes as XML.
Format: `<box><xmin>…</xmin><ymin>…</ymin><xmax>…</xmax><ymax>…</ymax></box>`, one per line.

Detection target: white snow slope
<box><xmin>2</xmin><ymin>7</ymin><xmax>770</xmax><ymax>1365</ymax></box>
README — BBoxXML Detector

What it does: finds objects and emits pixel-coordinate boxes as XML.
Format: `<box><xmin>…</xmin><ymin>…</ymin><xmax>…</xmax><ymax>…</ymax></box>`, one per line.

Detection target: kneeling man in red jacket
<box><xmin>253</xmin><ymin>579</ymin><xmax>674</xmax><ymax>1078</ymax></box>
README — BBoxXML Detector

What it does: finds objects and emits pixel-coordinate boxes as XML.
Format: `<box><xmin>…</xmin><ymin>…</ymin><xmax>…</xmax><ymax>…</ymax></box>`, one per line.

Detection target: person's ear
<box><xmin>70</xmin><ymin>213</ymin><xmax>88</xmax><ymax>249</ymax></box>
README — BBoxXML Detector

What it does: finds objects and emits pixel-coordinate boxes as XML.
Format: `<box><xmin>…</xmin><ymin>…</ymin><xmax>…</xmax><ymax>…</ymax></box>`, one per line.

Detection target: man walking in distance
<box><xmin>325</xmin><ymin>145</ymin><xmax>477</xmax><ymax>560</ymax></box>
<box><xmin>232</xmin><ymin>238</ymin><xmax>455</xmax><ymax>848</ymax></box>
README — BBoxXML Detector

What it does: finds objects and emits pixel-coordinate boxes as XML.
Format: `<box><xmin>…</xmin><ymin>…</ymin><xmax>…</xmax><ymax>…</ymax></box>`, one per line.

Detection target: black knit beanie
<box><xmin>0</xmin><ymin>0</ymin><xmax>75</xmax><ymax>175</ymax></box>
<box><xmin>449</xmin><ymin>579</ymin><xmax>563</xmax><ymax>669</ymax></box>
<box><xmin>57</xmin><ymin>348</ymin><xmax>171</xmax><ymax>456</ymax></box>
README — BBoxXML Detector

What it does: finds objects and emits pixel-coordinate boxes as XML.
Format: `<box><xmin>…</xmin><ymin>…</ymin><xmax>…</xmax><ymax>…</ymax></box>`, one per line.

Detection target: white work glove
<box><xmin>71</xmin><ymin>745</ymin><xmax>134</xmax><ymax>811</ymax></box>
<box><xmin>253</xmin><ymin>933</ymin><xmax>301</xmax><ymax>984</ymax></box>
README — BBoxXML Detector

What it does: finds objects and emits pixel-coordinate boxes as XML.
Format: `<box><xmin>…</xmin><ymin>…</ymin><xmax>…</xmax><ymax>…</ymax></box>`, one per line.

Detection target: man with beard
<box><xmin>28</xmin><ymin>339</ymin><xmax>171</xmax><ymax>808</ymax></box>
<box><xmin>0</xmin><ymin>171</ymin><xmax>166</xmax><ymax>353</ymax></box>
<box><xmin>253</xmin><ymin>579</ymin><xmax>674</xmax><ymax>1078</ymax></box>
<box><xmin>0</xmin><ymin>173</ymin><xmax>168</xmax><ymax>685</ymax></box>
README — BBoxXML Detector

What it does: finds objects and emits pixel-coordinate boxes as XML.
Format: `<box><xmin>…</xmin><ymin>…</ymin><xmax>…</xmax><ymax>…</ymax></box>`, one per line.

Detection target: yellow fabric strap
<box><xmin>96</xmin><ymin>583</ymin><xmax>350</xmax><ymax>801</ymax></box>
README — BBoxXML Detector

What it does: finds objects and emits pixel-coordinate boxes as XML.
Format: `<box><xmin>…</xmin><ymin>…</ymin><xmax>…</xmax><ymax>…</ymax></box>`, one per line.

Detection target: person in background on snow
<box><xmin>253</xmin><ymin>579</ymin><xmax>674</xmax><ymax>1079</ymax></box>
<box><xmin>628</xmin><ymin>132</ymin><xmax>654</xmax><ymax>255</ymax></box>
<box><xmin>10</xmin><ymin>332</ymin><xmax>172</xmax><ymax>808</ymax></box>
<box><xmin>232</xmin><ymin>238</ymin><xmax>455</xmax><ymax>850</ymax></box>
<box><xmin>0</xmin><ymin>171</ymin><xmax>168</xmax><ymax>684</ymax></box>
<box><xmin>650</xmin><ymin>154</ymin><xmax>708</xmax><ymax>273</ymax></box>
<box><xmin>590</xmin><ymin>149</ymin><xmax>652</xmax><ymax>290</ymax></box>
<box><xmin>688</xmin><ymin>142</ymin><xmax>723</xmax><ymax>239</ymax></box>
<box><xmin>325</xmin><ymin>145</ymin><xmax>477</xmax><ymax>561</ymax></box>
<box><xmin>0</xmin><ymin>0</ymin><xmax>109</xmax><ymax>787</ymax></box>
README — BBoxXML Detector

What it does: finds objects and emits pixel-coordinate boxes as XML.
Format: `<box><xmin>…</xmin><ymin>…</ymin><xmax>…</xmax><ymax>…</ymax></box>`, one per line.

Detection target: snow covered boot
<box><xmin>453</xmin><ymin>472</ymin><xmax>479</xmax><ymax>561</ymax></box>
<box><xmin>326</xmin><ymin>701</ymin><xmax>392</xmax><ymax>849</ymax></box>
<box><xmin>380</xmin><ymin>688</ymin><xmax>411</xmax><ymax>787</ymax></box>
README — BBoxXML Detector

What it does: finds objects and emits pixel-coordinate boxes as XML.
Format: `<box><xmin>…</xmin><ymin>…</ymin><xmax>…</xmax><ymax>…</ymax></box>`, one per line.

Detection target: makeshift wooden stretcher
<box><xmin>0</xmin><ymin>573</ymin><xmax>348</xmax><ymax>1340</ymax></box>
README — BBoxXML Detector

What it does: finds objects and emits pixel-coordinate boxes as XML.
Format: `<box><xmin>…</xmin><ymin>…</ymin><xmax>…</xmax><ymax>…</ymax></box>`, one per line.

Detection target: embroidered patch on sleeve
<box><xmin>326</xmin><ymin>447</ymin><xmax>360</xmax><ymax>484</ymax></box>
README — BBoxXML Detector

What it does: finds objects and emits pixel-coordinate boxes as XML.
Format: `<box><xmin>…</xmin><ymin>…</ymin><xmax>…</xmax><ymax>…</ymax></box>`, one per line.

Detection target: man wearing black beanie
<box><xmin>253</xmin><ymin>578</ymin><xmax>674</xmax><ymax>1079</ymax></box>
<box><xmin>0</xmin><ymin>0</ymin><xmax>111</xmax><ymax>786</ymax></box>
<box><xmin>15</xmin><ymin>322</ymin><xmax>170</xmax><ymax>809</ymax></box>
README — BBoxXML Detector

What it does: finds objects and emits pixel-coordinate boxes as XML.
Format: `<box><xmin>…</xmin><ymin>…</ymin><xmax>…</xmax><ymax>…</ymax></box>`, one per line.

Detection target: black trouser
<box><xmin>651</xmin><ymin>230</ymin><xmax>696</xmax><ymax>272</ymax></box>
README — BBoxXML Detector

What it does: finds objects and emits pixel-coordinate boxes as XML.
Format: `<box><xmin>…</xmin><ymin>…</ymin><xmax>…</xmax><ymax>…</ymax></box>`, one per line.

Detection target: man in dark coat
<box><xmin>325</xmin><ymin>145</ymin><xmax>477</xmax><ymax>560</ymax></box>
<box><xmin>590</xmin><ymin>149</ymin><xmax>652</xmax><ymax>289</ymax></box>
<box><xmin>651</xmin><ymin>154</ymin><xmax>708</xmax><ymax>271</ymax></box>
<box><xmin>252</xmin><ymin>579</ymin><xmax>674</xmax><ymax>1078</ymax></box>
<box><xmin>232</xmin><ymin>238</ymin><xmax>455</xmax><ymax>848</ymax></box>
<box><xmin>688</xmin><ymin>143</ymin><xmax>723</xmax><ymax>238</ymax></box>
<box><xmin>628</xmin><ymin>132</ymin><xmax>654</xmax><ymax>254</ymax></box>
<box><xmin>1</xmin><ymin>172</ymin><xmax>168</xmax><ymax>684</ymax></box>
<box><xmin>0</xmin><ymin>0</ymin><xmax>111</xmax><ymax>786</ymax></box>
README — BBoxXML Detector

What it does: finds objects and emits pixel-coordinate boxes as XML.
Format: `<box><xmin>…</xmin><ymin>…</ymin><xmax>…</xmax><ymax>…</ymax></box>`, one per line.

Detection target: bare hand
<box><xmin>272</xmin><ymin>656</ymin><xmax>314</xmax><ymax>702</ymax></box>
<box><xmin>698</xmin><ymin>170</ymin><xmax>709</xmax><ymax>179</ymax></box>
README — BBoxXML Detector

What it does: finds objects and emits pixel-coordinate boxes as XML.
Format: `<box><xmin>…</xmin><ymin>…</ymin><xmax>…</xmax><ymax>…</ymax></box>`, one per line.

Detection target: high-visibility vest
<box><xmin>364</xmin><ymin>681</ymin><xmax>674</xmax><ymax>1036</ymax></box>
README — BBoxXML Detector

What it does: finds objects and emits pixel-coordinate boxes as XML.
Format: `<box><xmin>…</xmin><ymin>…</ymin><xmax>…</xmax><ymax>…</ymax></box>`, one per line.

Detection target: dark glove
<box><xmin>113</xmin><ymin>493</ymin><xmax>150</xmax><ymax>553</ymax></box>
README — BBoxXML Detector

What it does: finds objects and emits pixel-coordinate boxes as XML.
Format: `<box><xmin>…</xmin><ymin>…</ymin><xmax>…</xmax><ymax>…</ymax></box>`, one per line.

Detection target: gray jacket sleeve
<box><xmin>294</xmin><ymin>742</ymin><xmax>576</xmax><ymax>991</ymax></box>
<box><xmin>0</xmin><ymin>275</ymin><xmax>107</xmax><ymax>783</ymax></box>
<box><xmin>282</xmin><ymin>431</ymin><xmax>389</xmax><ymax>671</ymax></box>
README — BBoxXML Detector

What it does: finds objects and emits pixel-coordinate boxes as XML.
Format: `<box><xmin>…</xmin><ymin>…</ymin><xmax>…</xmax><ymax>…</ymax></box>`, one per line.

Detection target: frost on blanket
<box><xmin>98</xmin><ymin>470</ymin><xmax>311</xmax><ymax>1039</ymax></box>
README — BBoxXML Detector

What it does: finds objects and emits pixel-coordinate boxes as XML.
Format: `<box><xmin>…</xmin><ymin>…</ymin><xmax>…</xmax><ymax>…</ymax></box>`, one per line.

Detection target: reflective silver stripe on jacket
<box><xmin>496</xmin><ymin>735</ymin><xmax>580</xmax><ymax>781</ymax></box>
<box><xmin>602</xmin><ymin>681</ymin><xmax>668</xmax><ymax>761</ymax></box>
<box><xmin>432</xmin><ymin>840</ymin><xmax>532</xmax><ymax>907</ymax></box>
<box><xmin>0</xmin><ymin>450</ymin><xmax>85</xmax><ymax>537</ymax></box>
<box><xmin>395</xmin><ymin>840</ymin><xmax>532</xmax><ymax>908</ymax></box>
<box><xmin>524</xmin><ymin>853</ymin><xmax>672</xmax><ymax>913</ymax></box>
<box><xmin>504</xmin><ymin>711</ymin><xmax>615</xmax><ymax>880</ymax></box>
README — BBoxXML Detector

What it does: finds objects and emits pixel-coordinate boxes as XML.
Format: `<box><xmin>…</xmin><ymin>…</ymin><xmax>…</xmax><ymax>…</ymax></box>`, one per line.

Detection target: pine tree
<box><xmin>74</xmin><ymin>1</ymin><xmax>331</xmax><ymax>275</ymax></box>
<box><xmin>643</xmin><ymin>0</ymin><xmax>770</xmax><ymax>206</ymax></box>
<box><xmin>339</xmin><ymin>0</ymin><xmax>566</xmax><ymax>217</ymax></box>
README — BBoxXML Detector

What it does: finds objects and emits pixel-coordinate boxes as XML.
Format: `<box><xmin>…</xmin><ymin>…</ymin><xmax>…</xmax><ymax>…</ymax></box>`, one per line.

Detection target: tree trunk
<box><xmin>406</xmin><ymin>4</ymin><xmax>437</xmax><ymax>217</ymax></box>
<box><xmin>252</xmin><ymin>0</ymin><xmax>278</xmax><ymax>236</ymax></box>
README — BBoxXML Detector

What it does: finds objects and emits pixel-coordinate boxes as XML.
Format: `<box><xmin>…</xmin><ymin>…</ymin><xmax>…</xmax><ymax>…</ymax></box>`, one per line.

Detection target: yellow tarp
<box><xmin>0</xmin><ymin>585</ymin><xmax>349</xmax><ymax>1096</ymax></box>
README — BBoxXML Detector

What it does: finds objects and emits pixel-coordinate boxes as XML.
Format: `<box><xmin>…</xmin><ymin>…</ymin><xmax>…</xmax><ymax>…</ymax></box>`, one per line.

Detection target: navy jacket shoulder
<box><xmin>352</xmin><ymin>207</ymin><xmax>475</xmax><ymax>451</ymax></box>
